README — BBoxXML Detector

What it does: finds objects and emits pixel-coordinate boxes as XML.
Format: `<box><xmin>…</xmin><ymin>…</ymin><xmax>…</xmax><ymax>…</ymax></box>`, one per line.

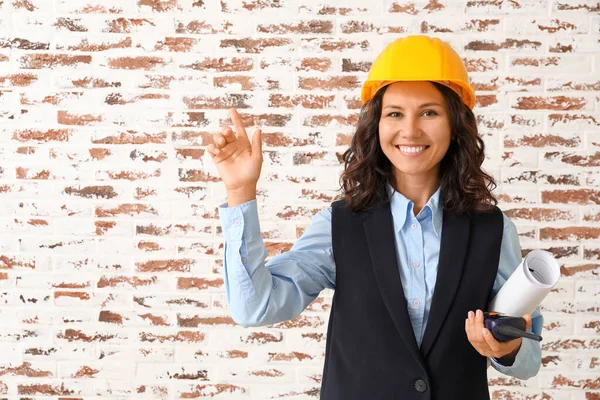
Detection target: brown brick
<box><xmin>295</xmin><ymin>57</ymin><xmax>332</xmax><ymax>72</ymax></box>
<box><xmin>213</xmin><ymin>75</ymin><xmax>257</xmax><ymax>90</ymax></box>
<box><xmin>56</xmin><ymin>329</ymin><xmax>123</xmax><ymax>342</ymax></box>
<box><xmin>465</xmin><ymin>39</ymin><xmax>542</xmax><ymax>51</ymax></box>
<box><xmin>99</xmin><ymin>310</ymin><xmax>123</xmax><ymax>324</ymax></box>
<box><xmin>64</xmin><ymin>185</ymin><xmax>118</xmax><ymax>199</ymax></box>
<box><xmin>54</xmin><ymin>17</ymin><xmax>88</xmax><ymax>32</ymax></box>
<box><xmin>542</xmin><ymin>189</ymin><xmax>600</xmax><ymax>204</ymax></box>
<box><xmin>136</xmin><ymin>259</ymin><xmax>194</xmax><ymax>273</ymax></box>
<box><xmin>54</xmin><ymin>291</ymin><xmax>90</xmax><ymax>301</ymax></box>
<box><xmin>0</xmin><ymin>37</ymin><xmax>48</xmax><ymax>50</ymax></box>
<box><xmin>180</xmin><ymin>57</ymin><xmax>253</xmax><ymax>72</ymax></box>
<box><xmin>299</xmin><ymin>76</ymin><xmax>360</xmax><ymax>90</ymax></box>
<box><xmin>218</xmin><ymin>112</ymin><xmax>292</xmax><ymax>128</ymax></box>
<box><xmin>258</xmin><ymin>21</ymin><xmax>334</xmax><ymax>34</ymax></box>
<box><xmin>108</xmin><ymin>56</ymin><xmax>167</xmax><ymax>70</ymax></box>
<box><xmin>504</xmin><ymin>133</ymin><xmax>581</xmax><ymax>148</ymax></box>
<box><xmin>138</xmin><ymin>0</ymin><xmax>181</xmax><ymax>13</ymax></box>
<box><xmin>505</xmin><ymin>208</ymin><xmax>575</xmax><ymax>221</ymax></box>
<box><xmin>555</xmin><ymin>1</ymin><xmax>599</xmax><ymax>11</ymax></box>
<box><xmin>175</xmin><ymin>20</ymin><xmax>234</xmax><ymax>34</ymax></box>
<box><xmin>18</xmin><ymin>383</ymin><xmax>77</xmax><ymax>396</ymax></box>
<box><xmin>177</xmin><ymin>277</ymin><xmax>223</xmax><ymax>290</ymax></box>
<box><xmin>58</xmin><ymin>37</ymin><xmax>132</xmax><ymax>52</ymax></box>
<box><xmin>58</xmin><ymin>110</ymin><xmax>103</xmax><ymax>125</ymax></box>
<box><xmin>240</xmin><ymin>332</ymin><xmax>283</xmax><ymax>345</ymax></box>
<box><xmin>513</xmin><ymin>96</ymin><xmax>587</xmax><ymax>110</ymax></box>
<box><xmin>301</xmin><ymin>38</ymin><xmax>371</xmax><ymax>52</ymax></box>
<box><xmin>389</xmin><ymin>0</ymin><xmax>445</xmax><ymax>14</ymax></box>
<box><xmin>13</xmin><ymin>128</ymin><xmax>72</xmax><ymax>142</ymax></box>
<box><xmin>0</xmin><ymin>72</ymin><xmax>38</xmax><ymax>86</ymax></box>
<box><xmin>182</xmin><ymin>94</ymin><xmax>251</xmax><ymax>109</ymax></box>
<box><xmin>220</xmin><ymin>38</ymin><xmax>293</xmax><ymax>53</ymax></box>
<box><xmin>71</xmin><ymin>366</ymin><xmax>99</xmax><ymax>378</ymax></box>
<box><xmin>268</xmin><ymin>94</ymin><xmax>335</xmax><ymax>109</ymax></box>
<box><xmin>0</xmin><ymin>361</ymin><xmax>53</xmax><ymax>377</ymax></box>
<box><xmin>102</xmin><ymin>17</ymin><xmax>156</xmax><ymax>33</ymax></box>
<box><xmin>551</xmin><ymin>375</ymin><xmax>600</xmax><ymax>389</ymax></box>
<box><xmin>139</xmin><ymin>330</ymin><xmax>205</xmax><ymax>343</ymax></box>
<box><xmin>19</xmin><ymin>54</ymin><xmax>91</xmax><ymax>69</ymax></box>
<box><xmin>463</xmin><ymin>57</ymin><xmax>499</xmax><ymax>72</ymax></box>
<box><xmin>177</xmin><ymin>315</ymin><xmax>235</xmax><ymax>327</ymax></box>
<box><xmin>271</xmin><ymin>315</ymin><xmax>325</xmax><ymax>329</ymax></box>
<box><xmin>540</xmin><ymin>227</ymin><xmax>600</xmax><ymax>241</ymax></box>
<box><xmin>545</xmin><ymin>151</ymin><xmax>600</xmax><ymax>167</ymax></box>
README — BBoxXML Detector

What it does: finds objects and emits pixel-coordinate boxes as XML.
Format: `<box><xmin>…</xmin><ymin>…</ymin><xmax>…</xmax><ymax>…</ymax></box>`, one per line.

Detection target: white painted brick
<box><xmin>0</xmin><ymin>2</ymin><xmax>597</xmax><ymax>398</ymax></box>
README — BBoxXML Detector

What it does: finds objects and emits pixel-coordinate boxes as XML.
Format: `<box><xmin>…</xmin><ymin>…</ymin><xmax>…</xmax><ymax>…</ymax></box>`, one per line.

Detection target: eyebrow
<box><xmin>383</xmin><ymin>103</ymin><xmax>443</xmax><ymax>110</ymax></box>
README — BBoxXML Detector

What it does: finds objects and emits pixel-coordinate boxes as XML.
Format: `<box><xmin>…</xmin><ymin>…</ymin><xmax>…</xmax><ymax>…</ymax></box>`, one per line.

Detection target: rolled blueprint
<box><xmin>489</xmin><ymin>249</ymin><xmax>560</xmax><ymax>317</ymax></box>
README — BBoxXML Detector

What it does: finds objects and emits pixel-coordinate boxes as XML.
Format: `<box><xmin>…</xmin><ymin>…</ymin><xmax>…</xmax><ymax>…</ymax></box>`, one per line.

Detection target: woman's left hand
<box><xmin>465</xmin><ymin>309</ymin><xmax>532</xmax><ymax>359</ymax></box>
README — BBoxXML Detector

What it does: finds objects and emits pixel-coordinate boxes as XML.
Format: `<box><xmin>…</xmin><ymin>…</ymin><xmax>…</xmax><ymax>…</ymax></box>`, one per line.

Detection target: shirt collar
<box><xmin>387</xmin><ymin>183</ymin><xmax>443</xmax><ymax>237</ymax></box>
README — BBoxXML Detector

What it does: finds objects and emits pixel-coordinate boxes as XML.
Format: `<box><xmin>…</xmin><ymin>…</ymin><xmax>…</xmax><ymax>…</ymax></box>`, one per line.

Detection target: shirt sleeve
<box><xmin>489</xmin><ymin>212</ymin><xmax>543</xmax><ymax>380</ymax></box>
<box><xmin>218</xmin><ymin>199</ymin><xmax>335</xmax><ymax>328</ymax></box>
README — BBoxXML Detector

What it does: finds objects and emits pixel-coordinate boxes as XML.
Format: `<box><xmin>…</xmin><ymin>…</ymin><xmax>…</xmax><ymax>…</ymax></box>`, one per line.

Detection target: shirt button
<box><xmin>410</xmin><ymin>223</ymin><xmax>417</xmax><ymax>230</ymax></box>
<box><xmin>413</xmin><ymin>299</ymin><xmax>421</xmax><ymax>307</ymax></box>
<box><xmin>412</xmin><ymin>261</ymin><xmax>420</xmax><ymax>267</ymax></box>
<box><xmin>234</xmin><ymin>219</ymin><xmax>241</xmax><ymax>226</ymax></box>
<box><xmin>241</xmin><ymin>257</ymin><xmax>247</xmax><ymax>264</ymax></box>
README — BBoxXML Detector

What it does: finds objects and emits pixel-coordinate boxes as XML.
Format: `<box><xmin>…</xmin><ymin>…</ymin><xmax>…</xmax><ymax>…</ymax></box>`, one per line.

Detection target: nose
<box><xmin>399</xmin><ymin>115</ymin><xmax>422</xmax><ymax>138</ymax></box>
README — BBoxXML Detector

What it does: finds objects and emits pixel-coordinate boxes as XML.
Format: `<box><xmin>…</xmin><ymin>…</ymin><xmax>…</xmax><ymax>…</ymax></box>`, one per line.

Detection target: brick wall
<box><xmin>0</xmin><ymin>0</ymin><xmax>598</xmax><ymax>398</ymax></box>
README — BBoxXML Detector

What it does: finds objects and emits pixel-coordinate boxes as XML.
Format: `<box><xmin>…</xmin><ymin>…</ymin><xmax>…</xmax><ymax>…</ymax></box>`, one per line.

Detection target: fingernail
<box><xmin>476</xmin><ymin>310</ymin><xmax>481</xmax><ymax>317</ymax></box>
<box><xmin>468</xmin><ymin>311</ymin><xmax>473</xmax><ymax>318</ymax></box>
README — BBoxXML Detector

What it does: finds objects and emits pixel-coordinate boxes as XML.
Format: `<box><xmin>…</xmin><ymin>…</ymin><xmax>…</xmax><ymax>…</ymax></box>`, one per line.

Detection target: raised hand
<box><xmin>207</xmin><ymin>108</ymin><xmax>263</xmax><ymax>198</ymax></box>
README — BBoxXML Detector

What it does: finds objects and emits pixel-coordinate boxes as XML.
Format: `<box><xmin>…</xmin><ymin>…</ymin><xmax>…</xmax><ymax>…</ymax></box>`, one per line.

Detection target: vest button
<box><xmin>415</xmin><ymin>379</ymin><xmax>427</xmax><ymax>393</ymax></box>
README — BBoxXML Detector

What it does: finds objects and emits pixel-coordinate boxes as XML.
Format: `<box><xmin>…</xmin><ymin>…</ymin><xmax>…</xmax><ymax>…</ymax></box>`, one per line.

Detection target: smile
<box><xmin>395</xmin><ymin>145</ymin><xmax>429</xmax><ymax>156</ymax></box>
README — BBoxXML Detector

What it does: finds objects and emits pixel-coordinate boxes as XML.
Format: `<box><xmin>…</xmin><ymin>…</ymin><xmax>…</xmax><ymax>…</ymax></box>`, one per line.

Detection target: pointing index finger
<box><xmin>229</xmin><ymin>108</ymin><xmax>248</xmax><ymax>141</ymax></box>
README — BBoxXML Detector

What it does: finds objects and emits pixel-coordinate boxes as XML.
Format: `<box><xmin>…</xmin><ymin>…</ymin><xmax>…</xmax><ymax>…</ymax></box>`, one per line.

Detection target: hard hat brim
<box><xmin>361</xmin><ymin>79</ymin><xmax>476</xmax><ymax>110</ymax></box>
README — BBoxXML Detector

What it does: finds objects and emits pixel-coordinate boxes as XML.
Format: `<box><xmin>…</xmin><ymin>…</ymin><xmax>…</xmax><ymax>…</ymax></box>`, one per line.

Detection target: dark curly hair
<box><xmin>337</xmin><ymin>81</ymin><xmax>497</xmax><ymax>214</ymax></box>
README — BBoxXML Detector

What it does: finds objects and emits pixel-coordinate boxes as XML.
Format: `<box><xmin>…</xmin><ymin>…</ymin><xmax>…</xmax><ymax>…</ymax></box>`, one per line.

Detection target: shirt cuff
<box><xmin>217</xmin><ymin>199</ymin><xmax>261</xmax><ymax>242</ymax></box>
<box><xmin>490</xmin><ymin>338</ymin><xmax>532</xmax><ymax>376</ymax></box>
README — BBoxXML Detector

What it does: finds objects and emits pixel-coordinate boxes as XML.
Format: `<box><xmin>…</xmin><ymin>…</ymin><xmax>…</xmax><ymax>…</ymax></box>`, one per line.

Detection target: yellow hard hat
<box><xmin>361</xmin><ymin>35</ymin><xmax>477</xmax><ymax>110</ymax></box>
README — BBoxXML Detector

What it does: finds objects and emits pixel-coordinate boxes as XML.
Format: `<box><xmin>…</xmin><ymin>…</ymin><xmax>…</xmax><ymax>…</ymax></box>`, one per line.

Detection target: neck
<box><xmin>392</xmin><ymin>175</ymin><xmax>440</xmax><ymax>216</ymax></box>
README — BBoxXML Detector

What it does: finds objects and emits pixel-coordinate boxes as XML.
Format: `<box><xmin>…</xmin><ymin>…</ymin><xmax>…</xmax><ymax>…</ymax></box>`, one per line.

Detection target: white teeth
<box><xmin>397</xmin><ymin>146</ymin><xmax>427</xmax><ymax>153</ymax></box>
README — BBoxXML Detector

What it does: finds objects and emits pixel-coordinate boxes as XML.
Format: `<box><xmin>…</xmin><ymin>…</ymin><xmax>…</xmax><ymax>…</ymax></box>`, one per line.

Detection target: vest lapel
<box><xmin>363</xmin><ymin>201</ymin><xmax>426</xmax><ymax>370</ymax></box>
<box><xmin>419</xmin><ymin>210</ymin><xmax>470</xmax><ymax>359</ymax></box>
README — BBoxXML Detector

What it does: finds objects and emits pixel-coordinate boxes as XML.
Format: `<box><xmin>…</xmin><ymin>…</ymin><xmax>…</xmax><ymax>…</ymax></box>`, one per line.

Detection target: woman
<box><xmin>208</xmin><ymin>35</ymin><xmax>543</xmax><ymax>400</ymax></box>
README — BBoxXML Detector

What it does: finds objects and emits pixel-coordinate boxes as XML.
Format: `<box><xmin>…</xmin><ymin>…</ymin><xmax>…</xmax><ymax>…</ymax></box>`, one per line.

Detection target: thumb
<box><xmin>522</xmin><ymin>314</ymin><xmax>532</xmax><ymax>331</ymax></box>
<box><xmin>252</xmin><ymin>128</ymin><xmax>262</xmax><ymax>158</ymax></box>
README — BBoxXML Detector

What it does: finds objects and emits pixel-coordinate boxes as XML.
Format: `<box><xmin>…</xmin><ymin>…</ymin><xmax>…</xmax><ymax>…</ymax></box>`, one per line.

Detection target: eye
<box><xmin>423</xmin><ymin>110</ymin><xmax>438</xmax><ymax>117</ymax></box>
<box><xmin>387</xmin><ymin>112</ymin><xmax>401</xmax><ymax>118</ymax></box>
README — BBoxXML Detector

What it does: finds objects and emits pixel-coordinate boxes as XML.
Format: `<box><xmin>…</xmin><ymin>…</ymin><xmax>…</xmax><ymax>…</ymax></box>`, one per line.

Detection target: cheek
<box><xmin>377</xmin><ymin>121</ymin><xmax>385</xmax><ymax>136</ymax></box>
<box><xmin>433</xmin><ymin>135</ymin><xmax>452</xmax><ymax>159</ymax></box>
<box><xmin>378</xmin><ymin>121</ymin><xmax>393</xmax><ymax>142</ymax></box>
<box><xmin>432</xmin><ymin>124</ymin><xmax>452</xmax><ymax>147</ymax></box>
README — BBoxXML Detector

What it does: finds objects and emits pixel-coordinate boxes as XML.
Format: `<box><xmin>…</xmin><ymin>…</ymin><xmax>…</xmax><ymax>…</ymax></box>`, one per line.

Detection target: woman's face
<box><xmin>378</xmin><ymin>81</ymin><xmax>452</xmax><ymax>186</ymax></box>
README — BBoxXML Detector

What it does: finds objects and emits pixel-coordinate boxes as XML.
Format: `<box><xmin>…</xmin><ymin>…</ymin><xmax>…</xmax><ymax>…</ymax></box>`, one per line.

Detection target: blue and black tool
<box><xmin>483</xmin><ymin>311</ymin><xmax>542</xmax><ymax>342</ymax></box>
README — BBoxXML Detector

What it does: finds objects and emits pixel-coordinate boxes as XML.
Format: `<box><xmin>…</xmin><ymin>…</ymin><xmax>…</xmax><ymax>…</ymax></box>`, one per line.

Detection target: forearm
<box><xmin>218</xmin><ymin>200</ymin><xmax>335</xmax><ymax>328</ymax></box>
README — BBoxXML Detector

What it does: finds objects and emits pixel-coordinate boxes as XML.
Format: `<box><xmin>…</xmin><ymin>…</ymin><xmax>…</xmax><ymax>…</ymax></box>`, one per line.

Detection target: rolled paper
<box><xmin>489</xmin><ymin>249</ymin><xmax>561</xmax><ymax>317</ymax></box>
<box><xmin>486</xmin><ymin>250</ymin><xmax>559</xmax><ymax>368</ymax></box>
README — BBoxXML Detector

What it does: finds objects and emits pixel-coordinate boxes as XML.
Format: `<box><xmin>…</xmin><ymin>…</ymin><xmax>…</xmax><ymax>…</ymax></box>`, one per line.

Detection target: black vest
<box><xmin>320</xmin><ymin>198</ymin><xmax>504</xmax><ymax>400</ymax></box>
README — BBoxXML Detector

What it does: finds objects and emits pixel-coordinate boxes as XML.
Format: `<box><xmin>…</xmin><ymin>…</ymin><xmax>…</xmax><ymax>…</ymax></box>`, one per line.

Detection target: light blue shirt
<box><xmin>218</xmin><ymin>184</ymin><xmax>543</xmax><ymax>380</ymax></box>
